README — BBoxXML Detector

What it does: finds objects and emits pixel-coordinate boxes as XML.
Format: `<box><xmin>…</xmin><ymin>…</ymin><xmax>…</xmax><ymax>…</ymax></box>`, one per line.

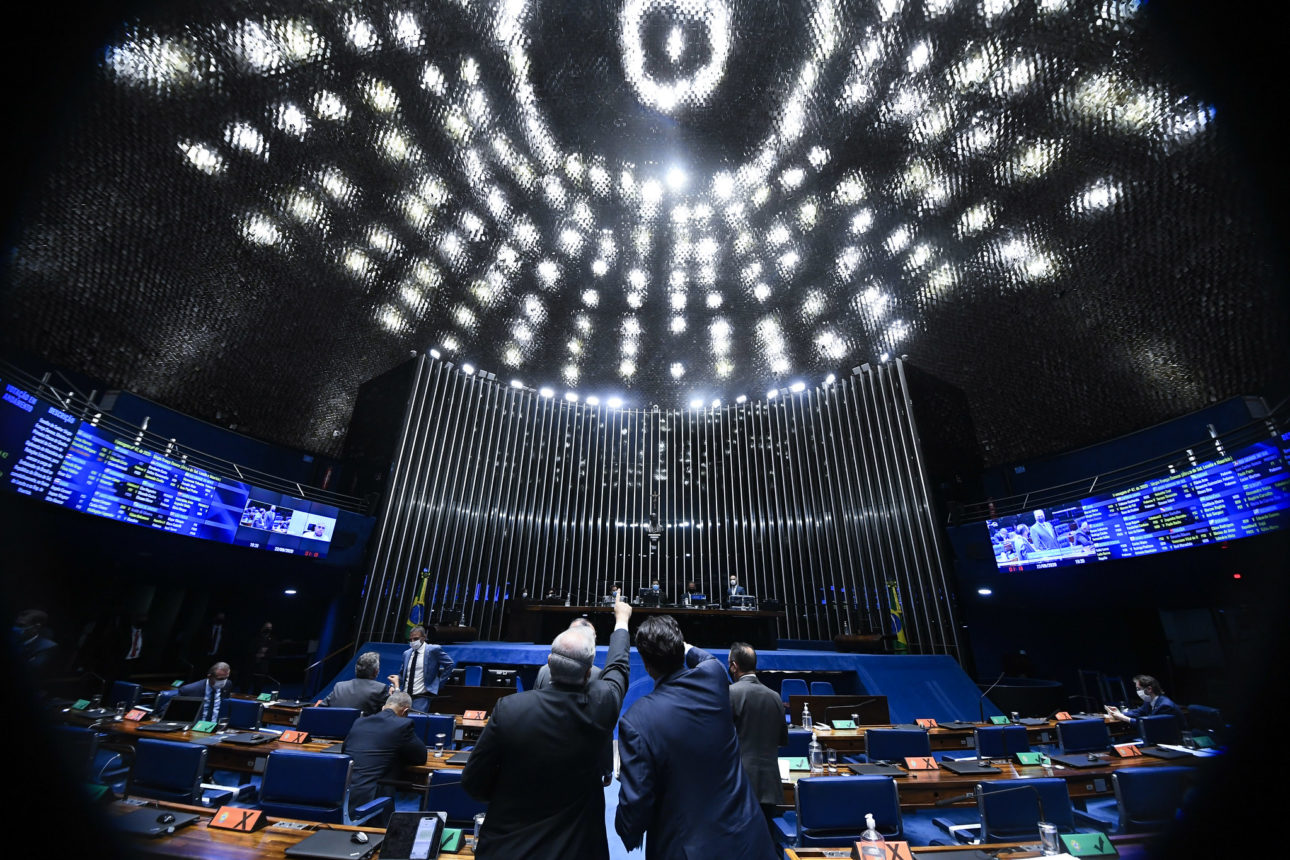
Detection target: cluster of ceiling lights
<box><xmin>102</xmin><ymin>0</ymin><xmax>1213</xmax><ymax>413</ymax></box>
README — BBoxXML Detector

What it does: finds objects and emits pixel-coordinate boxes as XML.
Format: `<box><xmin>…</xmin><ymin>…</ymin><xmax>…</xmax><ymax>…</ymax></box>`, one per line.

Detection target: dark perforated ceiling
<box><xmin>3</xmin><ymin>0</ymin><xmax>1286</xmax><ymax>468</ymax></box>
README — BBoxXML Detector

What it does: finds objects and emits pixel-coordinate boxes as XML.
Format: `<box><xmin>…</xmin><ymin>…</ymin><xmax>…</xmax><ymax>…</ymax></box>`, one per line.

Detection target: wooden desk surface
<box><xmin>781</xmin><ymin>749</ymin><xmax>1211</xmax><ymax>808</ymax></box>
<box><xmin>106</xmin><ymin>799</ymin><xmax>476</xmax><ymax>859</ymax></box>
<box><xmin>785</xmin><ymin>832</ymin><xmax>1160</xmax><ymax>859</ymax></box>
<box><xmin>809</xmin><ymin>717</ymin><xmax>1128</xmax><ymax>754</ymax></box>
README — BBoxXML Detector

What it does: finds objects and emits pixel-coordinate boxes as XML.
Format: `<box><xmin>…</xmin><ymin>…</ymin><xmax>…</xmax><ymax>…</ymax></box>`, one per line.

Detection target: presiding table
<box><xmin>504</xmin><ymin>601</ymin><xmax>784</xmax><ymax>649</ymax></box>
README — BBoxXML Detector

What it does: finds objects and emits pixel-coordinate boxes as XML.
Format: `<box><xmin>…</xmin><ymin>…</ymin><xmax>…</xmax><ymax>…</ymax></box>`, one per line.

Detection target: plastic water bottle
<box><xmin>801</xmin><ymin>703</ymin><xmax>813</xmax><ymax>731</ymax></box>
<box><xmin>858</xmin><ymin>812</ymin><xmax>886</xmax><ymax>858</ymax></box>
<box><xmin>808</xmin><ymin>733</ymin><xmax>824</xmax><ymax>774</ymax></box>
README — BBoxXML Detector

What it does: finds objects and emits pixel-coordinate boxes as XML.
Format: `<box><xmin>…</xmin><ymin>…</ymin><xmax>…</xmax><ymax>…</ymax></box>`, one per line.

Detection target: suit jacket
<box><xmin>462</xmin><ymin>627</ymin><xmax>630</xmax><ymax>859</ymax></box>
<box><xmin>399</xmin><ymin>643</ymin><xmax>455</xmax><ymax>695</ymax></box>
<box><xmin>1030</xmin><ymin>521</ymin><xmax>1059</xmax><ymax>550</ymax></box>
<box><xmin>1124</xmin><ymin>694</ymin><xmax>1183</xmax><ymax>721</ymax></box>
<box><xmin>177</xmin><ymin>679</ymin><xmax>231</xmax><ymax>722</ymax></box>
<box><xmin>342</xmin><ymin>709</ymin><xmax>426</xmax><ymax>813</ymax></box>
<box><xmin>532</xmin><ymin>663</ymin><xmax>601</xmax><ymax>689</ymax></box>
<box><xmin>615</xmin><ymin>648</ymin><xmax>777</xmax><ymax>860</ymax></box>
<box><xmin>321</xmin><ymin>678</ymin><xmax>390</xmax><ymax>716</ymax></box>
<box><xmin>729</xmin><ymin>673</ymin><xmax>789</xmax><ymax>806</ymax></box>
<box><xmin>533</xmin><ymin>662</ymin><xmax>611</xmax><ymax>782</ymax></box>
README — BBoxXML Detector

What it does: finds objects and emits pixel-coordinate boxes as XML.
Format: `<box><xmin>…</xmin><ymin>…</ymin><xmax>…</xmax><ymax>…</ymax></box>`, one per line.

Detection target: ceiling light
<box><xmin>790</xmin><ymin>381</ymin><xmax>806</xmax><ymax>393</ymax></box>
<box><xmin>735</xmin><ymin>395</ymin><xmax>747</xmax><ymax>404</ymax></box>
<box><xmin>462</xmin><ymin>363</ymin><xmax>475</xmax><ymax>375</ymax></box>
<box><xmin>510</xmin><ymin>379</ymin><xmax>523</xmax><ymax>388</ymax></box>
<box><xmin>607</xmin><ymin>397</ymin><xmax>623</xmax><ymax>409</ymax></box>
<box><xmin>539</xmin><ymin>387</ymin><xmax>554</xmax><ymax>398</ymax></box>
<box><xmin>564</xmin><ymin>392</ymin><xmax>578</xmax><ymax>402</ymax></box>
<box><xmin>767</xmin><ymin>389</ymin><xmax>779</xmax><ymax>399</ymax></box>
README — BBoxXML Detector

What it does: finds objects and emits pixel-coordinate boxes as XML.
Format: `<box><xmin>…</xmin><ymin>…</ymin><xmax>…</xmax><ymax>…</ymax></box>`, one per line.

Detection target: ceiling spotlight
<box><xmin>666</xmin><ymin>166</ymin><xmax>687</xmax><ymax>191</ymax></box>
<box><xmin>977</xmin><ymin>587</ymin><xmax>993</xmax><ymax>597</ymax></box>
<box><xmin>880</xmin><ymin>353</ymin><xmax>890</xmax><ymax>362</ymax></box>
<box><xmin>564</xmin><ymin>392</ymin><xmax>578</xmax><ymax>402</ymax></box>
<box><xmin>539</xmin><ymin>387</ymin><xmax>554</xmax><ymax>398</ymax></box>
<box><xmin>735</xmin><ymin>394</ymin><xmax>747</xmax><ymax>404</ymax></box>
<box><xmin>510</xmin><ymin>379</ymin><xmax>523</xmax><ymax>388</ymax></box>
<box><xmin>689</xmin><ymin>398</ymin><xmax>703</xmax><ymax>409</ymax></box>
<box><xmin>607</xmin><ymin>397</ymin><xmax>623</xmax><ymax>409</ymax></box>
<box><xmin>789</xmin><ymin>381</ymin><xmax>806</xmax><ymax>393</ymax></box>
<box><xmin>824</xmin><ymin>373</ymin><xmax>836</xmax><ymax>385</ymax></box>
<box><xmin>429</xmin><ymin>348</ymin><xmax>441</xmax><ymax>359</ymax></box>
<box><xmin>585</xmin><ymin>395</ymin><xmax>600</xmax><ymax>406</ymax></box>
<box><xmin>283</xmin><ymin>588</ymin><xmax>297</xmax><ymax>596</ymax></box>
<box><xmin>462</xmin><ymin>363</ymin><xmax>475</xmax><ymax>375</ymax></box>
<box><xmin>767</xmin><ymin>389</ymin><xmax>779</xmax><ymax>399</ymax></box>
<box><xmin>711</xmin><ymin>399</ymin><xmax>721</xmax><ymax>408</ymax></box>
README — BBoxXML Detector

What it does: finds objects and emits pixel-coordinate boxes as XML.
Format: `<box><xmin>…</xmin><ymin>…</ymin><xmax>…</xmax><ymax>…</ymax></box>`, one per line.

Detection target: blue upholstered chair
<box><xmin>226</xmin><ymin>698</ymin><xmax>264</xmax><ymax>731</ymax></box>
<box><xmin>974</xmin><ymin>725</ymin><xmax>1030</xmax><ymax>758</ymax></box>
<box><xmin>778</xmin><ymin>728</ymin><xmax>813</xmax><ymax>758</ymax></box>
<box><xmin>1137</xmin><ymin>714</ymin><xmax>1183</xmax><ymax>746</ymax></box>
<box><xmin>809</xmin><ymin>681</ymin><xmax>835</xmax><ymax>696</ymax></box>
<box><xmin>296</xmin><ymin>706</ymin><xmax>361</xmax><ymax>739</ymax></box>
<box><xmin>781</xmin><ymin>678</ymin><xmax>808</xmax><ymax>706</ymax></box>
<box><xmin>462</xmin><ymin>665</ymin><xmax>483</xmax><ymax>686</ymax></box>
<box><xmin>259</xmin><ymin>750</ymin><xmax>390</xmax><ymax>825</ymax></box>
<box><xmin>422</xmin><ymin>768</ymin><xmax>487</xmax><ymax>826</ymax></box>
<box><xmin>978</xmin><ymin>777</ymin><xmax>1077</xmax><ymax>842</ymax></box>
<box><xmin>773</xmin><ymin>775</ymin><xmax>903</xmax><ymax>846</ymax></box>
<box><xmin>107</xmin><ymin>681</ymin><xmax>141</xmax><ymax>710</ymax></box>
<box><xmin>1075</xmin><ymin>766</ymin><xmax>1193</xmax><ymax>834</ymax></box>
<box><xmin>124</xmin><ymin>738</ymin><xmax>234</xmax><ymax>807</ymax></box>
<box><xmin>857</xmin><ymin>727</ymin><xmax>932</xmax><ymax>764</ymax></box>
<box><xmin>409</xmin><ymin>713</ymin><xmax>457</xmax><ymax>750</ymax></box>
<box><xmin>1057</xmin><ymin>719</ymin><xmax>1111</xmax><ymax>753</ymax></box>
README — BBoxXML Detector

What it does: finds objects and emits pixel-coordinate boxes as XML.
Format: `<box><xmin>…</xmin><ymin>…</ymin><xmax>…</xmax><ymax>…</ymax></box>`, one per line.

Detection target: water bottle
<box><xmin>858</xmin><ymin>812</ymin><xmax>886</xmax><ymax>858</ymax></box>
<box><xmin>808</xmin><ymin>733</ymin><xmax>824</xmax><ymax>774</ymax></box>
<box><xmin>801</xmin><ymin>703</ymin><xmax>813</xmax><ymax>731</ymax></box>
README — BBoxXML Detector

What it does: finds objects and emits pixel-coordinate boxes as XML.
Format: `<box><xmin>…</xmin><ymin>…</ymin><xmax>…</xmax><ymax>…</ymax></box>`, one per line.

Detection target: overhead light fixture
<box><xmin>510</xmin><ymin>379</ymin><xmax>523</xmax><ymax>388</ymax></box>
<box><xmin>689</xmin><ymin>398</ymin><xmax>703</xmax><ymax>409</ymax></box>
<box><xmin>585</xmin><ymin>395</ymin><xmax>600</xmax><ymax>406</ymax></box>
<box><xmin>539</xmin><ymin>387</ymin><xmax>554</xmax><ymax>398</ymax></box>
<box><xmin>607</xmin><ymin>396</ymin><xmax>623</xmax><ymax>409</ymax></box>
<box><xmin>789</xmin><ymin>381</ymin><xmax>806</xmax><ymax>393</ymax></box>
<box><xmin>735</xmin><ymin>394</ymin><xmax>747</xmax><ymax>404</ymax></box>
<box><xmin>564</xmin><ymin>392</ymin><xmax>578</xmax><ymax>402</ymax></box>
<box><xmin>429</xmin><ymin>348</ymin><xmax>441</xmax><ymax>359</ymax></box>
<box><xmin>767</xmin><ymin>389</ymin><xmax>779</xmax><ymax>399</ymax></box>
<box><xmin>462</xmin><ymin>363</ymin><xmax>475</xmax><ymax>375</ymax></box>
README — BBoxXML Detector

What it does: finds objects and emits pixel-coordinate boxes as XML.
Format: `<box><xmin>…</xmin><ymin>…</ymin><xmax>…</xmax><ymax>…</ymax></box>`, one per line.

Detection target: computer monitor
<box><xmin>637</xmin><ymin>588</ymin><xmax>662</xmax><ymax>607</ymax></box>
<box><xmin>729</xmin><ymin>594</ymin><xmax>757</xmax><ymax>609</ymax></box>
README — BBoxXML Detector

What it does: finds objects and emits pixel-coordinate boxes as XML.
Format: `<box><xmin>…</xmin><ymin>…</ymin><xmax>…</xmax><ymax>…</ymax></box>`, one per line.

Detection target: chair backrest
<box><xmin>53</xmin><ymin>725</ymin><xmax>100</xmax><ymax>781</ymax></box>
<box><xmin>809</xmin><ymin>681</ymin><xmax>835</xmax><ymax>696</ymax></box>
<box><xmin>422</xmin><ymin>768</ymin><xmax>487</xmax><ymax>825</ymax></box>
<box><xmin>107</xmin><ymin>681</ymin><xmax>140</xmax><ymax>709</ymax></box>
<box><xmin>409</xmin><ymin>713</ymin><xmax>457</xmax><ymax>748</ymax></box>
<box><xmin>1113</xmin><ymin>766</ymin><xmax>1192</xmax><ymax>833</ymax></box>
<box><xmin>260</xmin><ymin>750</ymin><xmax>353</xmax><ymax>822</ymax></box>
<box><xmin>1138</xmin><ymin>714</ymin><xmax>1183</xmax><ymax>746</ymax></box>
<box><xmin>462</xmin><ymin>665</ymin><xmax>483</xmax><ymax>686</ymax></box>
<box><xmin>794</xmin><ymin>775</ymin><xmax>902</xmax><ymax>844</ymax></box>
<box><xmin>296</xmin><ymin>707</ymin><xmax>361</xmax><ymax>739</ymax></box>
<box><xmin>126</xmin><ymin>738</ymin><xmax>207</xmax><ymax>805</ymax></box>
<box><xmin>1057</xmin><ymin>718</ymin><xmax>1111</xmax><ymax>753</ymax></box>
<box><xmin>865</xmin><ymin>728</ymin><xmax>931</xmax><ymax>762</ymax></box>
<box><xmin>226</xmin><ymin>698</ymin><xmax>264</xmax><ymax>730</ymax></box>
<box><xmin>781</xmin><ymin>678</ymin><xmax>808</xmax><ymax>704</ymax></box>
<box><xmin>1185</xmin><ymin>704</ymin><xmax>1221</xmax><ymax>733</ymax></box>
<box><xmin>975</xmin><ymin>725</ymin><xmax>1030</xmax><ymax>758</ymax></box>
<box><xmin>778</xmin><ymin>728</ymin><xmax>813</xmax><ymax>758</ymax></box>
<box><xmin>978</xmin><ymin>778</ymin><xmax>1074</xmax><ymax>841</ymax></box>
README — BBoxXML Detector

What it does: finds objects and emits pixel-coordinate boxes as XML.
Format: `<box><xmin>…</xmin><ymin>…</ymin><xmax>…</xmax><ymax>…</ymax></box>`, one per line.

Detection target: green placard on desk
<box><xmin>1062</xmin><ymin>832</ymin><xmax>1118</xmax><ymax>856</ymax></box>
<box><xmin>172</xmin><ymin>679</ymin><xmax>183</xmax><ymax>687</ymax></box>
<box><xmin>780</xmin><ymin>756</ymin><xmax>810</xmax><ymax>771</ymax></box>
<box><xmin>989</xmin><ymin>715</ymin><xmax>1011</xmax><ymax>725</ymax></box>
<box><xmin>257</xmin><ymin>693</ymin><xmax>273</xmax><ymax>702</ymax></box>
<box><xmin>192</xmin><ymin>720</ymin><xmax>219</xmax><ymax>734</ymax></box>
<box><xmin>72</xmin><ymin>698</ymin><xmax>91</xmax><ymax>710</ymax></box>
<box><xmin>1014</xmin><ymin>751</ymin><xmax>1043</xmax><ymax>765</ymax></box>
<box><xmin>440</xmin><ymin>828</ymin><xmax>463</xmax><ymax>852</ymax></box>
<box><xmin>831</xmin><ymin>719</ymin><xmax>857</xmax><ymax>729</ymax></box>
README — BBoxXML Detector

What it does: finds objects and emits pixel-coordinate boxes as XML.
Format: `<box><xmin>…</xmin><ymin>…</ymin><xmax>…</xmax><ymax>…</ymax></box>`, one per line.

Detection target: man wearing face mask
<box><xmin>724</xmin><ymin>575</ymin><xmax>746</xmax><ymax>607</ymax></box>
<box><xmin>179</xmin><ymin>662</ymin><xmax>232</xmax><ymax>723</ymax></box>
<box><xmin>389</xmin><ymin>626</ymin><xmax>455</xmax><ymax>713</ymax></box>
<box><xmin>1106</xmin><ymin>674</ymin><xmax>1183</xmax><ymax>722</ymax></box>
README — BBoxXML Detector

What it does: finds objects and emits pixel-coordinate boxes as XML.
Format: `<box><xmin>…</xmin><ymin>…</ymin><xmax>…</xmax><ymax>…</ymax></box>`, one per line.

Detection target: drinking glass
<box><xmin>1038</xmin><ymin>821</ymin><xmax>1060</xmax><ymax>855</ymax></box>
<box><xmin>473</xmin><ymin>813</ymin><xmax>486</xmax><ymax>845</ymax></box>
<box><xmin>434</xmin><ymin>733</ymin><xmax>446</xmax><ymax>757</ymax></box>
<box><xmin>826</xmin><ymin>749</ymin><xmax>838</xmax><ymax>772</ymax></box>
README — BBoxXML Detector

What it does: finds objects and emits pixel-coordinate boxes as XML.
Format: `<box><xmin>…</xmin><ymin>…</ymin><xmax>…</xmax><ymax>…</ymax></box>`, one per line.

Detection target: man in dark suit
<box><xmin>389</xmin><ymin>625</ymin><xmax>454</xmax><ymax>712</ymax></box>
<box><xmin>615</xmin><ymin>616</ymin><xmax>777</xmax><ymax>860</ymax></box>
<box><xmin>342</xmin><ymin>690</ymin><xmax>426</xmax><ymax>821</ymax></box>
<box><xmin>462</xmin><ymin>596</ymin><xmax>632</xmax><ymax>859</ymax></box>
<box><xmin>727</xmin><ymin>641</ymin><xmax>788</xmax><ymax>824</ymax></box>
<box><xmin>178</xmin><ymin>662</ymin><xmax>232</xmax><ymax>723</ymax></box>
<box><xmin>315</xmin><ymin>651</ymin><xmax>389</xmax><ymax>716</ymax></box>
<box><xmin>532</xmin><ymin>618</ymin><xmax>601</xmax><ymax>689</ymax></box>
<box><xmin>1107</xmin><ymin>674</ymin><xmax>1185</xmax><ymax>723</ymax></box>
<box><xmin>724</xmin><ymin>575</ymin><xmax>747</xmax><ymax>607</ymax></box>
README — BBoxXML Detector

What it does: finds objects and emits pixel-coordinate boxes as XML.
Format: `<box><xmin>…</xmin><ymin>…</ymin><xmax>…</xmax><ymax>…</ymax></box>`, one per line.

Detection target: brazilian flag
<box><xmin>886</xmin><ymin>580</ymin><xmax>909</xmax><ymax>652</ymax></box>
<box><xmin>406</xmin><ymin>572</ymin><xmax>430</xmax><ymax>637</ymax></box>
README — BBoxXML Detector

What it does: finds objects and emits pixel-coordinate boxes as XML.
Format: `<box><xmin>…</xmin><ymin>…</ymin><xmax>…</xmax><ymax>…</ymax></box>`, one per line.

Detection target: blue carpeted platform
<box><xmin>321</xmin><ymin>641</ymin><xmax>1001</xmax><ymax>724</ymax></box>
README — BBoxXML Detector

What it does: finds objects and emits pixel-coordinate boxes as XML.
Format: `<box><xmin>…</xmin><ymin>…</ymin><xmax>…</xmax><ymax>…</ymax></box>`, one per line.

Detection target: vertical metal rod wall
<box><xmin>355</xmin><ymin>358</ymin><xmax>959</xmax><ymax>658</ymax></box>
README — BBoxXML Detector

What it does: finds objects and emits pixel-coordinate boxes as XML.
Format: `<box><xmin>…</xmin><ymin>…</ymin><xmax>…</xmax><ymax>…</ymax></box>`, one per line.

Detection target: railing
<box><xmin>956</xmin><ymin>398</ymin><xmax>1287</xmax><ymax>523</ymax></box>
<box><xmin>1</xmin><ymin>357</ymin><xmax>368</xmax><ymax>514</ymax></box>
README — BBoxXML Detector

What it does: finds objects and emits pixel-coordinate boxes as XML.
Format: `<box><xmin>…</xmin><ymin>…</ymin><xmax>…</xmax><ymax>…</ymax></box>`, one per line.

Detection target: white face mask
<box><xmin>1137</xmin><ymin>689</ymin><xmax>1150</xmax><ymax>702</ymax></box>
<box><xmin>213</xmin><ymin>679</ymin><xmax>228</xmax><ymax>689</ymax></box>
<box><xmin>410</xmin><ymin>640</ymin><xmax>424</xmax><ymax>651</ymax></box>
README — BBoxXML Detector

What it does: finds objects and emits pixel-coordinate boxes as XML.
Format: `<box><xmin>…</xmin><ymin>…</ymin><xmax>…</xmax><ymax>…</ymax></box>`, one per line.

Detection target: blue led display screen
<box><xmin>2</xmin><ymin>376</ymin><xmax>337</xmax><ymax>558</ymax></box>
<box><xmin>988</xmin><ymin>434</ymin><xmax>1290</xmax><ymax>571</ymax></box>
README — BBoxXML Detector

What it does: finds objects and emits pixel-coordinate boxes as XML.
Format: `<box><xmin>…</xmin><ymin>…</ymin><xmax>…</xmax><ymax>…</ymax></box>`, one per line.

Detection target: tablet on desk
<box><xmin>382</xmin><ymin>812</ymin><xmax>446</xmax><ymax>860</ymax></box>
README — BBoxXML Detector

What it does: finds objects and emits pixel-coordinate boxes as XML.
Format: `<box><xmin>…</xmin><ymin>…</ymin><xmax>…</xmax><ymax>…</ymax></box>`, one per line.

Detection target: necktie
<box><xmin>408</xmin><ymin>649</ymin><xmax>420</xmax><ymax>695</ymax></box>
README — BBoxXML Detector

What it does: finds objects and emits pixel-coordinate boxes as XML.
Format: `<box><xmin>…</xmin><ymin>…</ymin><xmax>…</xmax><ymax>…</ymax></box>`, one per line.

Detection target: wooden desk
<box><xmin>810</xmin><ymin>718</ymin><xmax>1128</xmax><ymax>756</ymax></box>
<box><xmin>504</xmin><ymin>602</ymin><xmax>783</xmax><ymax>649</ymax></box>
<box><xmin>785</xmin><ymin>832</ymin><xmax>1160</xmax><ymax>859</ymax></box>
<box><xmin>106</xmin><ymin>799</ymin><xmax>475</xmax><ymax>858</ymax></box>
<box><xmin>781</xmin><ymin>751</ymin><xmax>1212</xmax><ymax>808</ymax></box>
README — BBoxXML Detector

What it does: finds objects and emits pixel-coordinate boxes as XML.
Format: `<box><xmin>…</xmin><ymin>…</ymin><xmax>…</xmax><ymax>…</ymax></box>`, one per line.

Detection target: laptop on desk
<box><xmin>220</xmin><ymin>731</ymin><xmax>277</xmax><ymax>746</ymax></box>
<box><xmin>850</xmin><ymin>762</ymin><xmax>908</xmax><ymax>777</ymax></box>
<box><xmin>136</xmin><ymin>696</ymin><xmax>204</xmax><ymax>732</ymax></box>
<box><xmin>113</xmin><ymin>808</ymin><xmax>201</xmax><ymax>837</ymax></box>
<box><xmin>938</xmin><ymin>721</ymin><xmax>977</xmax><ymax>731</ymax></box>
<box><xmin>284</xmin><ymin>830</ymin><xmax>383</xmax><ymax>860</ymax></box>
<box><xmin>939</xmin><ymin>758</ymin><xmax>1002</xmax><ymax>775</ymax></box>
<box><xmin>1049</xmin><ymin>752</ymin><xmax>1109</xmax><ymax>769</ymax></box>
<box><xmin>1139</xmin><ymin>745</ymin><xmax>1192</xmax><ymax>760</ymax></box>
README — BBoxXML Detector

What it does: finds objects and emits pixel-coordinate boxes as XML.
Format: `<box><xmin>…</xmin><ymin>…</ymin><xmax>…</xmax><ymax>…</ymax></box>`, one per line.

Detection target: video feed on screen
<box><xmin>988</xmin><ymin>504</ymin><xmax>1095</xmax><ymax>570</ymax></box>
<box><xmin>238</xmin><ymin>500</ymin><xmax>295</xmax><ymax>533</ymax></box>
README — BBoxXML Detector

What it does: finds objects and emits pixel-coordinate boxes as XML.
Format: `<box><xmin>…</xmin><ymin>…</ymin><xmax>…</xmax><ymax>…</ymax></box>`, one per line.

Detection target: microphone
<box><xmin>978</xmin><ymin>671</ymin><xmax>1006</xmax><ymax>726</ymax></box>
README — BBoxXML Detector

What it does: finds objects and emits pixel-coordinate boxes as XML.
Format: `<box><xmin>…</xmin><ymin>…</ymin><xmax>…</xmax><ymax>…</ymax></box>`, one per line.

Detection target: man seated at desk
<box><xmin>1107</xmin><ymin>674</ymin><xmax>1183</xmax><ymax>723</ymax></box>
<box><xmin>343</xmin><ymin>691</ymin><xmax>425</xmax><ymax>824</ymax></box>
